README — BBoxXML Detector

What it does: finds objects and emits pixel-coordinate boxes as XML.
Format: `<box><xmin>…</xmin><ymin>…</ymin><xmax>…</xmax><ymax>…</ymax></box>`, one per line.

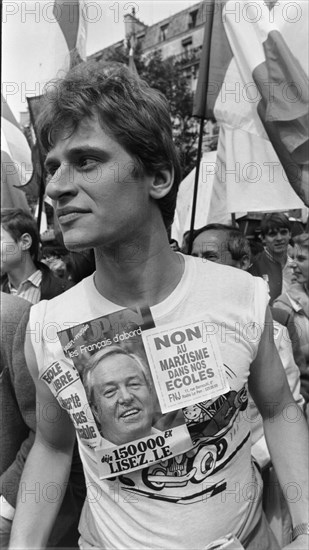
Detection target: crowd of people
<box><xmin>1</xmin><ymin>60</ymin><xmax>308</xmax><ymax>550</ymax></box>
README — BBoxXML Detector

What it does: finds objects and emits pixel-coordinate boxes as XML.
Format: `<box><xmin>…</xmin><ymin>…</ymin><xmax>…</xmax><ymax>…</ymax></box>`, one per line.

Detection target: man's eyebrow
<box><xmin>68</xmin><ymin>146</ymin><xmax>111</xmax><ymax>158</ymax></box>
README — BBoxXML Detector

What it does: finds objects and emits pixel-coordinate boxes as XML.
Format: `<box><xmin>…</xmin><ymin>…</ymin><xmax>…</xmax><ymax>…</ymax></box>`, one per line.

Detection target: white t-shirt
<box><xmin>30</xmin><ymin>254</ymin><xmax>269</xmax><ymax>549</ymax></box>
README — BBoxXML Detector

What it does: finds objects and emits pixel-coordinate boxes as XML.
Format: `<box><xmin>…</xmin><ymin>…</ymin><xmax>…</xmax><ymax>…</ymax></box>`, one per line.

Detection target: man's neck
<box><xmin>7</xmin><ymin>257</ymin><xmax>38</xmax><ymax>289</ymax></box>
<box><xmin>94</xmin><ymin>230</ymin><xmax>184</xmax><ymax>308</ymax></box>
<box><xmin>265</xmin><ymin>247</ymin><xmax>288</xmax><ymax>267</ymax></box>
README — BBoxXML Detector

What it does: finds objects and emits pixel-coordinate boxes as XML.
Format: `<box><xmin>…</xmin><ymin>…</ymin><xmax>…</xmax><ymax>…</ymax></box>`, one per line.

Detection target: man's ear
<box><xmin>149</xmin><ymin>168</ymin><xmax>174</xmax><ymax>200</ymax></box>
<box><xmin>238</xmin><ymin>255</ymin><xmax>251</xmax><ymax>271</ymax></box>
<box><xmin>20</xmin><ymin>233</ymin><xmax>32</xmax><ymax>251</ymax></box>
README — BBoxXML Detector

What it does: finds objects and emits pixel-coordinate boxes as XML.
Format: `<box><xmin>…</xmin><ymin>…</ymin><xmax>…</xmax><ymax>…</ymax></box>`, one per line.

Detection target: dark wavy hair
<box><xmin>260</xmin><ymin>213</ymin><xmax>291</xmax><ymax>236</ymax></box>
<box><xmin>1</xmin><ymin>208</ymin><xmax>39</xmax><ymax>259</ymax></box>
<box><xmin>37</xmin><ymin>61</ymin><xmax>181</xmax><ymax>229</ymax></box>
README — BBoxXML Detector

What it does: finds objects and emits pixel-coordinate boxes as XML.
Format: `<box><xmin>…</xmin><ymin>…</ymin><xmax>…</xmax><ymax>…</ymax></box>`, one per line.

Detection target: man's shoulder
<box><xmin>1</xmin><ymin>292</ymin><xmax>32</xmax><ymax>323</ymax></box>
<box><xmin>192</xmin><ymin>255</ymin><xmax>251</xmax><ymax>282</ymax></box>
<box><xmin>248</xmin><ymin>250</ymin><xmax>282</xmax><ymax>278</ymax></box>
<box><xmin>248</xmin><ymin>250</ymin><xmax>267</xmax><ymax>271</ymax></box>
<box><xmin>191</xmin><ymin>256</ymin><xmax>257</xmax><ymax>301</ymax></box>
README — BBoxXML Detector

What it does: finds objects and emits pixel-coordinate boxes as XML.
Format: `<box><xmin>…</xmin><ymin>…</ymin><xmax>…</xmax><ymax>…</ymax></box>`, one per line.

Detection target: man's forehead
<box><xmin>48</xmin><ymin>116</ymin><xmax>97</xmax><ymax>147</ymax></box>
<box><xmin>264</xmin><ymin>224</ymin><xmax>289</xmax><ymax>234</ymax></box>
<box><xmin>95</xmin><ymin>354</ymin><xmax>142</xmax><ymax>375</ymax></box>
<box><xmin>193</xmin><ymin>230</ymin><xmax>228</xmax><ymax>250</ymax></box>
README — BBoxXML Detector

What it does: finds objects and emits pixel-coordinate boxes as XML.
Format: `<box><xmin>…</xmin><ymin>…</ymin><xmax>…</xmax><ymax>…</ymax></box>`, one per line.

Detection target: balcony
<box><xmin>173</xmin><ymin>46</ymin><xmax>202</xmax><ymax>67</ymax></box>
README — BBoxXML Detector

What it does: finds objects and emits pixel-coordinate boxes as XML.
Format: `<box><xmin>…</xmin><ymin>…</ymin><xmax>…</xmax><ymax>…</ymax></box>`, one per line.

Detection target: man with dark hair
<box><xmin>10</xmin><ymin>63</ymin><xmax>308</xmax><ymax>550</ymax></box>
<box><xmin>248</xmin><ymin>212</ymin><xmax>294</xmax><ymax>304</ymax></box>
<box><xmin>1</xmin><ymin>208</ymin><xmax>67</xmax><ymax>303</ymax></box>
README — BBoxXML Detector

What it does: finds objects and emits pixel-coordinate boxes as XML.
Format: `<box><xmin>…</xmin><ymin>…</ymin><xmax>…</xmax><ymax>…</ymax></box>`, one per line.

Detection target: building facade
<box><xmin>89</xmin><ymin>2</ymin><xmax>208</xmax><ymax>92</ymax></box>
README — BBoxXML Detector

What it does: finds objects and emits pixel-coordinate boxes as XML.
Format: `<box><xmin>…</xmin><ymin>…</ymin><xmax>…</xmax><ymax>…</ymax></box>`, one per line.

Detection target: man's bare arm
<box><xmin>249</xmin><ymin>306</ymin><xmax>309</xmax><ymax>549</ymax></box>
<box><xmin>9</xmin><ymin>327</ymin><xmax>76</xmax><ymax>549</ymax></box>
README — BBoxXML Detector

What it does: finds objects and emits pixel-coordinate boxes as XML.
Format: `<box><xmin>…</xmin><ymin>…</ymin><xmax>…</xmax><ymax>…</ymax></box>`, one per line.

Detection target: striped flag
<box><xmin>193</xmin><ymin>0</ymin><xmax>308</xmax><ymax>218</ymax></box>
<box><xmin>1</xmin><ymin>94</ymin><xmax>32</xmax><ymax>209</ymax></box>
<box><xmin>53</xmin><ymin>0</ymin><xmax>87</xmax><ymax>66</ymax></box>
<box><xmin>31</xmin><ymin>0</ymin><xmax>87</xmax><ymax>90</ymax></box>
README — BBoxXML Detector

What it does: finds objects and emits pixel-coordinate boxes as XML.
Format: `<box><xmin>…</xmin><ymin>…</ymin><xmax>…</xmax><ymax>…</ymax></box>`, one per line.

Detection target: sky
<box><xmin>2</xmin><ymin>0</ymin><xmax>199</xmax><ymax>120</ymax></box>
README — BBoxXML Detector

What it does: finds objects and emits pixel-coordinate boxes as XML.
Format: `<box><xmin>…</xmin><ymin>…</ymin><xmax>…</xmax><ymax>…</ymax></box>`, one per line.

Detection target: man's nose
<box><xmin>118</xmin><ymin>386</ymin><xmax>134</xmax><ymax>404</ymax></box>
<box><xmin>46</xmin><ymin>163</ymin><xmax>77</xmax><ymax>201</ymax></box>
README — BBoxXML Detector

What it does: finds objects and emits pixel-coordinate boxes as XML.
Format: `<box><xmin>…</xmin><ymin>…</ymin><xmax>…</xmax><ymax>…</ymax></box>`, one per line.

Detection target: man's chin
<box><xmin>63</xmin><ymin>238</ymin><xmax>89</xmax><ymax>252</ymax></box>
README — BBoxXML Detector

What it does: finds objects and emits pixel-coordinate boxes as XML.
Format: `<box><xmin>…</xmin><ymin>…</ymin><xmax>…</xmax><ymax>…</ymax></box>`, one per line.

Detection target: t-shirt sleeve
<box><xmin>252</xmin><ymin>275</ymin><xmax>270</xmax><ymax>330</ymax></box>
<box><xmin>245</xmin><ymin>275</ymin><xmax>270</xmax><ymax>363</ymax></box>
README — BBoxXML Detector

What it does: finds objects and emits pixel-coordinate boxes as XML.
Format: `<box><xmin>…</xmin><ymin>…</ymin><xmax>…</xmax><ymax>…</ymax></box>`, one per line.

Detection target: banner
<box><xmin>57</xmin><ymin>306</ymin><xmax>192</xmax><ymax>479</ymax></box>
<box><xmin>193</xmin><ymin>0</ymin><xmax>308</xmax><ymax>214</ymax></box>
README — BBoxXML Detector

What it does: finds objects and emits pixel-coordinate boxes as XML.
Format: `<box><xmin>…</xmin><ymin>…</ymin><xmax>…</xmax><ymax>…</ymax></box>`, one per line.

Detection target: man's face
<box><xmin>292</xmin><ymin>243</ymin><xmax>309</xmax><ymax>285</ymax></box>
<box><xmin>263</xmin><ymin>227</ymin><xmax>291</xmax><ymax>256</ymax></box>
<box><xmin>90</xmin><ymin>353</ymin><xmax>154</xmax><ymax>445</ymax></box>
<box><xmin>192</xmin><ymin>230</ymin><xmax>236</xmax><ymax>266</ymax></box>
<box><xmin>0</xmin><ymin>226</ymin><xmax>23</xmax><ymax>274</ymax></box>
<box><xmin>44</xmin><ymin>116</ymin><xmax>153</xmax><ymax>251</ymax></box>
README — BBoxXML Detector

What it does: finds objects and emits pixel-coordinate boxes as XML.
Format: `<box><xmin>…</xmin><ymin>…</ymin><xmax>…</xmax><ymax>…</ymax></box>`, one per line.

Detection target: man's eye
<box><xmin>77</xmin><ymin>158</ymin><xmax>98</xmax><ymax>169</ymax></box>
<box><xmin>129</xmin><ymin>380</ymin><xmax>142</xmax><ymax>388</ymax></box>
<box><xmin>103</xmin><ymin>388</ymin><xmax>116</xmax><ymax>398</ymax></box>
<box><xmin>46</xmin><ymin>164</ymin><xmax>60</xmax><ymax>177</ymax></box>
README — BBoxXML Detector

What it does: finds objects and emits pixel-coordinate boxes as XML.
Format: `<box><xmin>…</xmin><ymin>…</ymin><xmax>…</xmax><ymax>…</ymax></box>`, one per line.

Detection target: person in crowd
<box><xmin>44</xmin><ymin>255</ymin><xmax>67</xmax><ymax>279</ymax></box>
<box><xmin>65</xmin><ymin>249</ymin><xmax>95</xmax><ymax>285</ymax></box>
<box><xmin>83</xmin><ymin>346</ymin><xmax>156</xmax><ymax>444</ymax></box>
<box><xmin>191</xmin><ymin>223</ymin><xmax>305</xmax><ymax>546</ymax></box>
<box><xmin>191</xmin><ymin>223</ymin><xmax>251</xmax><ymax>269</ymax></box>
<box><xmin>274</xmin><ymin>233</ymin><xmax>309</xmax><ymax>393</ymax></box>
<box><xmin>0</xmin><ymin>293</ymin><xmax>86</xmax><ymax>549</ymax></box>
<box><xmin>169</xmin><ymin>238</ymin><xmax>180</xmax><ymax>252</ymax></box>
<box><xmin>1</xmin><ymin>209</ymin><xmax>68</xmax><ymax>303</ymax></box>
<box><xmin>248</xmin><ymin>212</ymin><xmax>294</xmax><ymax>304</ymax></box>
<box><xmin>9</xmin><ymin>62</ymin><xmax>308</xmax><ymax>550</ymax></box>
<box><xmin>191</xmin><ymin>223</ymin><xmax>309</xmax><ymax>402</ymax></box>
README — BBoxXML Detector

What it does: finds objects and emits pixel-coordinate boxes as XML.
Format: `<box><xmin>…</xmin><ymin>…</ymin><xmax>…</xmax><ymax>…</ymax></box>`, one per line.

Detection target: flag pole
<box><xmin>188</xmin><ymin>118</ymin><xmax>205</xmax><ymax>254</ymax></box>
<box><xmin>188</xmin><ymin>0</ymin><xmax>216</xmax><ymax>254</ymax></box>
<box><xmin>26</xmin><ymin>97</ymin><xmax>45</xmax><ymax>243</ymax></box>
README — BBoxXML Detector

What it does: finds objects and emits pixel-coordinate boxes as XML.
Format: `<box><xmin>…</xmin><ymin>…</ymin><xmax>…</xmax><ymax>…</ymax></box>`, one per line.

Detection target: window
<box><xmin>136</xmin><ymin>32</ymin><xmax>145</xmax><ymax>46</ymax></box>
<box><xmin>189</xmin><ymin>10</ymin><xmax>198</xmax><ymax>29</ymax></box>
<box><xmin>160</xmin><ymin>24</ymin><xmax>169</xmax><ymax>42</ymax></box>
<box><xmin>182</xmin><ymin>37</ymin><xmax>192</xmax><ymax>51</ymax></box>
